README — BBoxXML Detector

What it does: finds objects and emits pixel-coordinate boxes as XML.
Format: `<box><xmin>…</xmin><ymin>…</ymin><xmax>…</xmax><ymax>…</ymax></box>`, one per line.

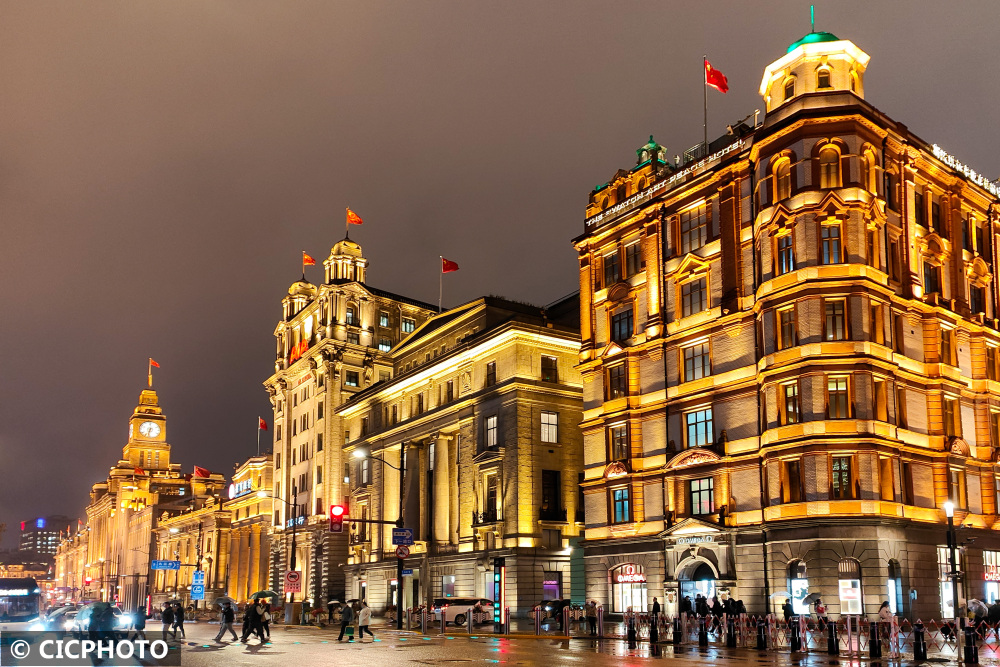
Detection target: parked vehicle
<box><xmin>431</xmin><ymin>598</ymin><xmax>494</xmax><ymax>626</ymax></box>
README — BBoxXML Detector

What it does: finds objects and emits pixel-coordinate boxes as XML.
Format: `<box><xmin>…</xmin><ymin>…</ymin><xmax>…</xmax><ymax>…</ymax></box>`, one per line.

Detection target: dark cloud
<box><xmin>1</xmin><ymin>0</ymin><xmax>997</xmax><ymax>543</ymax></box>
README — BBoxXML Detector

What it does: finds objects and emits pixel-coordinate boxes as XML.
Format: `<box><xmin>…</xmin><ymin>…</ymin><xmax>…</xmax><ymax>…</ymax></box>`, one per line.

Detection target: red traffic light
<box><xmin>329</xmin><ymin>504</ymin><xmax>348</xmax><ymax>533</ymax></box>
<box><xmin>84</xmin><ymin>577</ymin><xmax>93</xmax><ymax>584</ymax></box>
<box><xmin>330</xmin><ymin>505</ymin><xmax>347</xmax><ymax>517</ymax></box>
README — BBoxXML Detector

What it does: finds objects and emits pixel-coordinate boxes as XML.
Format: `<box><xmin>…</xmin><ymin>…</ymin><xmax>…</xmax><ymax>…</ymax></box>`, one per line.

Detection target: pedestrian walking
<box><xmin>815</xmin><ymin>599</ymin><xmax>828</xmax><ymax>630</ymax></box>
<box><xmin>215</xmin><ymin>602</ymin><xmax>238</xmax><ymax>642</ymax></box>
<box><xmin>261</xmin><ymin>602</ymin><xmax>272</xmax><ymax>641</ymax></box>
<box><xmin>352</xmin><ymin>601</ymin><xmax>362</xmax><ymax>638</ymax></box>
<box><xmin>358</xmin><ymin>602</ymin><xmax>375</xmax><ymax>641</ymax></box>
<box><xmin>327</xmin><ymin>597</ymin><xmax>337</xmax><ymax>625</ymax></box>
<box><xmin>878</xmin><ymin>600</ymin><xmax>892</xmax><ymax>645</ymax></box>
<box><xmin>651</xmin><ymin>597</ymin><xmax>660</xmax><ymax>618</ymax></box>
<box><xmin>241</xmin><ymin>600</ymin><xmax>265</xmax><ymax>643</ymax></box>
<box><xmin>172</xmin><ymin>603</ymin><xmax>186</xmax><ymax>638</ymax></box>
<box><xmin>337</xmin><ymin>601</ymin><xmax>355</xmax><ymax>642</ymax></box>
<box><xmin>585</xmin><ymin>600</ymin><xmax>598</xmax><ymax>636</ymax></box>
<box><xmin>130</xmin><ymin>606</ymin><xmax>147</xmax><ymax>640</ymax></box>
<box><xmin>161</xmin><ymin>603</ymin><xmax>175</xmax><ymax>641</ymax></box>
<box><xmin>782</xmin><ymin>598</ymin><xmax>793</xmax><ymax>622</ymax></box>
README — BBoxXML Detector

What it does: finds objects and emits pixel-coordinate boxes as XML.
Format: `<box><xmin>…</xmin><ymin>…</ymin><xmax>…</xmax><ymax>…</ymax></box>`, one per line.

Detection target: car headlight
<box><xmin>117</xmin><ymin>616</ymin><xmax>131</xmax><ymax>627</ymax></box>
<box><xmin>64</xmin><ymin>620</ymin><xmax>76</xmax><ymax>630</ymax></box>
<box><xmin>28</xmin><ymin>622</ymin><xmax>44</xmax><ymax>631</ymax></box>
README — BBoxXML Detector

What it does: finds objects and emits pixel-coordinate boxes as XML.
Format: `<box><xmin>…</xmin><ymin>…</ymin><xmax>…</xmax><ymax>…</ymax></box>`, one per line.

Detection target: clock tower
<box><xmin>123</xmin><ymin>388</ymin><xmax>171</xmax><ymax>471</ymax></box>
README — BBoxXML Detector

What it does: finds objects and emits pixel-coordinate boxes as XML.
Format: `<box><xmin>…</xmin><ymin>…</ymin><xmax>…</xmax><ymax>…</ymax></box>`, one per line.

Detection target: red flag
<box><xmin>346</xmin><ymin>208</ymin><xmax>364</xmax><ymax>225</ymax></box>
<box><xmin>705</xmin><ymin>60</ymin><xmax>729</xmax><ymax>94</ymax></box>
<box><xmin>259</xmin><ymin>417</ymin><xmax>268</xmax><ymax>431</ymax></box>
<box><xmin>441</xmin><ymin>258</ymin><xmax>460</xmax><ymax>273</ymax></box>
<box><xmin>149</xmin><ymin>358</ymin><xmax>160</xmax><ymax>368</ymax></box>
<box><xmin>302</xmin><ymin>251</ymin><xmax>316</xmax><ymax>266</ymax></box>
<box><xmin>134</xmin><ymin>467</ymin><xmax>146</xmax><ymax>476</ymax></box>
<box><xmin>193</xmin><ymin>465</ymin><xmax>211</xmax><ymax>478</ymax></box>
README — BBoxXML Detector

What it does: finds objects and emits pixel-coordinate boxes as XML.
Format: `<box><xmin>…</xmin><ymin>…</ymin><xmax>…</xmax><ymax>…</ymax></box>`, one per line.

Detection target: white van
<box><xmin>431</xmin><ymin>598</ymin><xmax>494</xmax><ymax>626</ymax></box>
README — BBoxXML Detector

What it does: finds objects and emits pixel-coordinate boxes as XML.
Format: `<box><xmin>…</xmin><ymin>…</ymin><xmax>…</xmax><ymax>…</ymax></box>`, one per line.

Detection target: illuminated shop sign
<box><xmin>228</xmin><ymin>479</ymin><xmax>255</xmax><ymax>499</ymax></box>
<box><xmin>285</xmin><ymin>515</ymin><xmax>306</xmax><ymax>528</ymax></box>
<box><xmin>288</xmin><ymin>340</ymin><xmax>310</xmax><ymax>363</ymax></box>
<box><xmin>676</xmin><ymin>535</ymin><xmax>715</xmax><ymax>545</ymax></box>
<box><xmin>932</xmin><ymin>145</ymin><xmax>1000</xmax><ymax>198</ymax></box>
<box><xmin>615</xmin><ymin>564</ymin><xmax>646</xmax><ymax>584</ymax></box>
<box><xmin>585</xmin><ymin>138</ymin><xmax>751</xmax><ymax>230</ymax></box>
<box><xmin>986</xmin><ymin>565</ymin><xmax>1000</xmax><ymax>582</ymax></box>
<box><xmin>0</xmin><ymin>588</ymin><xmax>31</xmax><ymax>596</ymax></box>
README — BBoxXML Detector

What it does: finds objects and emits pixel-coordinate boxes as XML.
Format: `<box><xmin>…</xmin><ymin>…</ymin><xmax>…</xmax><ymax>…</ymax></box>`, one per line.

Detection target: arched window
<box><xmin>859</xmin><ymin>149</ymin><xmax>877</xmax><ymax>193</ymax></box>
<box><xmin>774</xmin><ymin>157</ymin><xmax>792</xmax><ymax>201</ymax></box>
<box><xmin>819</xmin><ymin>146</ymin><xmax>842</xmax><ymax>189</ymax></box>
<box><xmin>817</xmin><ymin>68</ymin><xmax>831</xmax><ymax>89</ymax></box>
<box><xmin>638</xmin><ymin>177</ymin><xmax>647</xmax><ymax>191</ymax></box>
<box><xmin>887</xmin><ymin>559</ymin><xmax>903</xmax><ymax>614</ymax></box>
<box><xmin>616</xmin><ymin>183</ymin><xmax>628</xmax><ymax>203</ymax></box>
<box><xmin>784</xmin><ymin>78</ymin><xmax>795</xmax><ymax>101</ymax></box>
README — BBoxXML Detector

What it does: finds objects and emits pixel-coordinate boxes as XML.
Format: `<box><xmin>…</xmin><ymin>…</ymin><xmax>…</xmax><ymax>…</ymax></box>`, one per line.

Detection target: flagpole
<box><xmin>438</xmin><ymin>257</ymin><xmax>443</xmax><ymax>313</ymax></box>
<box><xmin>345</xmin><ymin>207</ymin><xmax>349</xmax><ymax>240</ymax></box>
<box><xmin>703</xmin><ymin>55</ymin><xmax>708</xmax><ymax>153</ymax></box>
<box><xmin>147</xmin><ymin>359</ymin><xmax>152</xmax><ymax>388</ymax></box>
<box><xmin>257</xmin><ymin>419</ymin><xmax>261</xmax><ymax>457</ymax></box>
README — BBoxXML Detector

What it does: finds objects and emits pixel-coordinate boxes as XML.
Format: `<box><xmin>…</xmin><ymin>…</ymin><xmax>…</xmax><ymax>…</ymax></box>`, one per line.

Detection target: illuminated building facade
<box><xmin>575</xmin><ymin>32</ymin><xmax>1000</xmax><ymax>619</ymax></box>
<box><xmin>338</xmin><ymin>296</ymin><xmax>583</xmax><ymax>614</ymax></box>
<box><xmin>18</xmin><ymin>516</ymin><xmax>73</xmax><ymax>556</ymax></box>
<box><xmin>263</xmin><ymin>237</ymin><xmax>437</xmax><ymax>604</ymax></box>
<box><xmin>55</xmin><ymin>387</ymin><xmax>226</xmax><ymax>608</ymax></box>
<box><xmin>223</xmin><ymin>454</ymin><xmax>274</xmax><ymax>603</ymax></box>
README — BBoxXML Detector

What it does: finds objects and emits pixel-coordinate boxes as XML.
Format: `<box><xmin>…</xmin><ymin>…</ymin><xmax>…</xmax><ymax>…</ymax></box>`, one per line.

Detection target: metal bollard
<box><xmin>597</xmin><ymin>606</ymin><xmax>604</xmax><ymax>639</ymax></box>
<box><xmin>913</xmin><ymin>621</ymin><xmax>927</xmax><ymax>660</ymax></box>
<box><xmin>650</xmin><ymin>612</ymin><xmax>659</xmax><ymax>644</ymax></box>
<box><xmin>563</xmin><ymin>606</ymin><xmax>571</xmax><ymax>637</ymax></box>
<box><xmin>869</xmin><ymin>622</ymin><xmax>882</xmax><ymax>658</ymax></box>
<box><xmin>440</xmin><ymin>611</ymin><xmax>446</xmax><ymax>635</ymax></box>
<box><xmin>790</xmin><ymin>615</ymin><xmax>801</xmax><ymax>652</ymax></box>
<box><xmin>467</xmin><ymin>608</ymin><xmax>474</xmax><ymax>634</ymax></box>
<box><xmin>406</xmin><ymin>607</ymin><xmax>411</xmax><ymax>631</ymax></box>
<box><xmin>698</xmin><ymin>616</ymin><xmax>708</xmax><ymax>646</ymax></box>
<box><xmin>421</xmin><ymin>608</ymin><xmax>428</xmax><ymax>634</ymax></box>
<box><xmin>756</xmin><ymin>617</ymin><xmax>768</xmax><ymax>650</ymax></box>
<box><xmin>726</xmin><ymin>614</ymin><xmax>736</xmax><ymax>648</ymax></box>
<box><xmin>827</xmin><ymin>619</ymin><xmax>839</xmax><ymax>655</ymax></box>
<box><xmin>673</xmin><ymin>617</ymin><xmax>682</xmax><ymax>645</ymax></box>
<box><xmin>504</xmin><ymin>607</ymin><xmax>510</xmax><ymax>635</ymax></box>
<box><xmin>534</xmin><ymin>607</ymin><xmax>542</xmax><ymax>635</ymax></box>
<box><xmin>964</xmin><ymin>624</ymin><xmax>979</xmax><ymax>664</ymax></box>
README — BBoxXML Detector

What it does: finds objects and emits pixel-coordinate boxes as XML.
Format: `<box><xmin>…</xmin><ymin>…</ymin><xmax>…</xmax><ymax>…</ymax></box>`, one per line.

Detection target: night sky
<box><xmin>1</xmin><ymin>1</ymin><xmax>997</xmax><ymax>546</ymax></box>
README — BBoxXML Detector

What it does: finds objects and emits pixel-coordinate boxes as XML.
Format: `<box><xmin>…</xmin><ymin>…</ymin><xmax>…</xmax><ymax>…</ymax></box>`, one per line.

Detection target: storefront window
<box><xmin>985</xmin><ymin>551</ymin><xmax>1000</xmax><ymax>604</ymax></box>
<box><xmin>542</xmin><ymin>571</ymin><xmax>562</xmax><ymax>601</ymax></box>
<box><xmin>938</xmin><ymin>547</ymin><xmax>955</xmax><ymax>618</ymax></box>
<box><xmin>442</xmin><ymin>575</ymin><xmax>456</xmax><ymax>598</ymax></box>
<box><xmin>838</xmin><ymin>558</ymin><xmax>863</xmax><ymax>615</ymax></box>
<box><xmin>788</xmin><ymin>560</ymin><xmax>809</xmax><ymax>615</ymax></box>
<box><xmin>611</xmin><ymin>563</ymin><xmax>647</xmax><ymax>613</ymax></box>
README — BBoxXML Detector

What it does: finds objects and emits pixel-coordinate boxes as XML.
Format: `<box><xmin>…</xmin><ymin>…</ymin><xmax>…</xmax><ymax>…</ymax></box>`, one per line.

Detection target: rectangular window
<box><xmin>949</xmin><ymin>469</ymin><xmax>967</xmax><ymax>508</ymax></box>
<box><xmin>824</xmin><ymin>300</ymin><xmax>846</xmax><ymax>341</ymax></box>
<box><xmin>892</xmin><ymin>312</ymin><xmax>905</xmax><ymax>354</ymax></box>
<box><xmin>485</xmin><ymin>415</ymin><xmax>498</xmax><ymax>449</ymax></box>
<box><xmin>416</xmin><ymin>393</ymin><xmax>424</xmax><ymax>415</ymax></box>
<box><xmin>943</xmin><ymin>397</ymin><xmax>959</xmax><ymax>437</ymax></box>
<box><xmin>315</xmin><ymin>466</ymin><xmax>323</xmax><ymax>484</ymax></box>
<box><xmin>827</xmin><ymin>376</ymin><xmax>851</xmax><ymax>419</ymax></box>
<box><xmin>275</xmin><ymin>452</ymin><xmax>281</xmax><ymax>469</ymax></box>
<box><xmin>776</xmin><ymin>234</ymin><xmax>795</xmax><ymax>275</ymax></box>
<box><xmin>679</xmin><ymin>204</ymin><xmax>709</xmax><ymax>254</ymax></box>
<box><xmin>611</xmin><ymin>307</ymin><xmax>634</xmax><ymax>342</ymax></box>
<box><xmin>609</xmin><ymin>424</ymin><xmax>629</xmax><ymax>461</ymax></box>
<box><xmin>913</xmin><ymin>189</ymin><xmax>925</xmax><ymax>227</ymax></box>
<box><xmin>604</xmin><ymin>249</ymin><xmax>621</xmax><ymax>287</ymax></box>
<box><xmin>681</xmin><ymin>278</ymin><xmax>707</xmax><ymax>317</ymax></box>
<box><xmin>624</xmin><ymin>241</ymin><xmax>643</xmax><ymax>277</ymax></box>
<box><xmin>380</xmin><ymin>370</ymin><xmax>390</xmax><ymax>383</ymax></box>
<box><xmin>867</xmin><ymin>229</ymin><xmax>878</xmax><ymax>269</ymax></box>
<box><xmin>874</xmin><ymin>378</ymin><xmax>888</xmax><ymax>421</ymax></box>
<box><xmin>361</xmin><ymin>458</ymin><xmax>370</xmax><ymax>485</ymax></box>
<box><xmin>991</xmin><ymin>412</ymin><xmax>1000</xmax><ymax>449</ymax></box>
<box><xmin>682</xmin><ymin>342</ymin><xmax>711</xmax><ymax>382</ymax></box>
<box><xmin>611</xmin><ymin>487</ymin><xmax>631</xmax><ymax>524</ymax></box>
<box><xmin>316</xmin><ymin>434</ymin><xmax>323</xmax><ymax>451</ymax></box>
<box><xmin>971</xmin><ymin>286</ymin><xmax>986</xmax><ymax>315</ymax></box>
<box><xmin>391</xmin><ymin>405</ymin><xmax>397</xmax><ymax>424</ymax></box>
<box><xmin>781</xmin><ymin>382</ymin><xmax>799</xmax><ymax>425</ymax></box>
<box><xmin>901</xmin><ymin>461</ymin><xmax>915</xmax><ymax>505</ymax></box>
<box><xmin>380</xmin><ymin>311</ymin><xmax>389</xmax><ymax>327</ymax></box>
<box><xmin>402</xmin><ymin>318</ymin><xmax>415</xmax><ymax>333</ymax></box>
<box><xmin>783</xmin><ymin>460</ymin><xmax>803</xmax><ymax>503</ymax></box>
<box><xmin>685</xmin><ymin>408</ymin><xmax>713</xmax><ymax>448</ymax></box>
<box><xmin>606</xmin><ymin>364</ymin><xmax>627</xmax><ymax>399</ymax></box>
<box><xmin>345</xmin><ymin>371</ymin><xmax>360</xmax><ymax>387</ymax></box>
<box><xmin>777</xmin><ymin>307</ymin><xmax>797</xmax><ymax>350</ymax></box>
<box><xmin>541</xmin><ymin>411</ymin><xmax>559</xmax><ymax>444</ymax></box>
<box><xmin>931</xmin><ymin>201</ymin><xmax>942</xmax><ymax>234</ymax></box>
<box><xmin>361</xmin><ymin>417</ymin><xmax>369</xmax><ymax>435</ymax></box>
<box><xmin>485</xmin><ymin>361</ymin><xmax>497</xmax><ymax>387</ymax></box>
<box><xmin>831</xmin><ymin>456</ymin><xmax>854</xmax><ymax>500</ymax></box>
<box><xmin>446</xmin><ymin>380</ymin><xmax>454</xmax><ymax>402</ymax></box>
<box><xmin>990</xmin><ymin>347</ymin><xmax>999</xmax><ymax>381</ymax></box>
<box><xmin>963</xmin><ymin>218</ymin><xmax>972</xmax><ymax>252</ymax></box>
<box><xmin>690</xmin><ymin>477</ymin><xmax>715</xmax><ymax>515</ymax></box>
<box><xmin>378</xmin><ymin>337</ymin><xmax>391</xmax><ymax>352</ymax></box>
<box><xmin>940</xmin><ymin>328</ymin><xmax>955</xmax><ymax>365</ymax></box>
<box><xmin>541</xmin><ymin>355</ymin><xmax>558</xmax><ymax>382</ymax></box>
<box><xmin>821</xmin><ymin>224</ymin><xmax>842</xmax><ymax>265</ymax></box>
<box><xmin>870</xmin><ymin>303</ymin><xmax>884</xmax><ymax>344</ymax></box>
<box><xmin>347</xmin><ymin>332</ymin><xmax>360</xmax><ymax>345</ymax></box>
<box><xmin>977</xmin><ymin>225</ymin><xmax>987</xmax><ymax>256</ymax></box>
<box><xmin>541</xmin><ymin>470</ymin><xmax>561</xmax><ymax>516</ymax></box>
<box><xmin>889</xmin><ymin>238</ymin><xmax>901</xmax><ymax>281</ymax></box>
<box><xmin>923</xmin><ymin>262</ymin><xmax>941</xmax><ymax>294</ymax></box>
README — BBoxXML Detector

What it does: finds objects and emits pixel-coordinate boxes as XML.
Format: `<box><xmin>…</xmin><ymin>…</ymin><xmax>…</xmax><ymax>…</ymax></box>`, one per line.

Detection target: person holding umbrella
<box><xmin>260</xmin><ymin>602</ymin><xmax>272</xmax><ymax>641</ymax></box>
<box><xmin>161</xmin><ymin>603</ymin><xmax>175</xmax><ymax>641</ymax></box>
<box><xmin>215</xmin><ymin>602</ymin><xmax>238</xmax><ymax>642</ymax></box>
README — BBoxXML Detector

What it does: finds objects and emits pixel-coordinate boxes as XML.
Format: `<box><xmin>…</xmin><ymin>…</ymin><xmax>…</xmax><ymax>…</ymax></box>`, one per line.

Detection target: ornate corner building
<box><xmin>575</xmin><ymin>32</ymin><xmax>1000</xmax><ymax>619</ymax></box>
<box><xmin>263</xmin><ymin>237</ymin><xmax>438</xmax><ymax>603</ymax></box>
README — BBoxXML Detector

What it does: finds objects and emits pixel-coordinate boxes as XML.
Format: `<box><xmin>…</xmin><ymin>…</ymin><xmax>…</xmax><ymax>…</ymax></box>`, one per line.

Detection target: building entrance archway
<box><xmin>679</xmin><ymin>561</ymin><xmax>717</xmax><ymax>605</ymax></box>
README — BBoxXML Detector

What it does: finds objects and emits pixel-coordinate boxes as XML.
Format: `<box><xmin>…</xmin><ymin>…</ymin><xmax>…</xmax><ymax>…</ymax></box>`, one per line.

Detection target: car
<box><xmin>431</xmin><ymin>598</ymin><xmax>494</xmax><ymax>626</ymax></box>
<box><xmin>73</xmin><ymin>605</ymin><xmax>130</xmax><ymax>636</ymax></box>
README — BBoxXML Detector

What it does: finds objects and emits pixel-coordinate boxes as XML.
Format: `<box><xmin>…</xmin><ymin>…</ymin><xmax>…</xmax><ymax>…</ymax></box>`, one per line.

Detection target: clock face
<box><xmin>138</xmin><ymin>421</ymin><xmax>161</xmax><ymax>438</ymax></box>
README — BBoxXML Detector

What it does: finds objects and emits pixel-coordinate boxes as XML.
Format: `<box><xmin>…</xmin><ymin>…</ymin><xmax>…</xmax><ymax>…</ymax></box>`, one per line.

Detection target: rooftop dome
<box><xmin>331</xmin><ymin>238</ymin><xmax>363</xmax><ymax>258</ymax></box>
<box><xmin>287</xmin><ymin>279</ymin><xmax>317</xmax><ymax>297</ymax></box>
<box><xmin>787</xmin><ymin>31</ymin><xmax>839</xmax><ymax>53</ymax></box>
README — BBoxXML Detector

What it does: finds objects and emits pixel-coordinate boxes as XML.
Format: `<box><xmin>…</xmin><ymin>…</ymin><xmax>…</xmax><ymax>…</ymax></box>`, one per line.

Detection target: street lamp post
<box><xmin>944</xmin><ymin>501</ymin><xmax>963</xmax><ymax>654</ymax></box>
<box><xmin>353</xmin><ymin>444</ymin><xmax>406</xmax><ymax>630</ymax></box>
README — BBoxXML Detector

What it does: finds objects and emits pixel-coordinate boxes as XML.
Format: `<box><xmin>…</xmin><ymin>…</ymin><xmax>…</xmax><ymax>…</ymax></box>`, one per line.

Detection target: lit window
<box><xmin>345</xmin><ymin>306</ymin><xmax>357</xmax><ymax>326</ymax></box>
<box><xmin>345</xmin><ymin>371</ymin><xmax>360</xmax><ymax>387</ymax></box>
<box><xmin>347</xmin><ymin>332</ymin><xmax>360</xmax><ymax>345</ymax></box>
<box><xmin>685</xmin><ymin>408</ymin><xmax>713</xmax><ymax>448</ymax></box>
<box><xmin>776</xmin><ymin>234</ymin><xmax>795</xmax><ymax>275</ymax></box>
<box><xmin>624</xmin><ymin>242</ymin><xmax>643</xmax><ymax>277</ymax></box>
<box><xmin>824</xmin><ymin>300</ymin><xmax>846</xmax><ymax>341</ymax></box>
<box><xmin>827</xmin><ymin>376</ymin><xmax>851</xmax><ymax>419</ymax></box>
<box><xmin>379</xmin><ymin>337</ymin><xmax>391</xmax><ymax>352</ymax></box>
<box><xmin>777</xmin><ymin>307</ymin><xmax>797</xmax><ymax>350</ymax></box>
<box><xmin>612</xmin><ymin>487</ymin><xmax>631</xmax><ymax>524</ymax></box>
<box><xmin>831</xmin><ymin>456</ymin><xmax>853</xmax><ymax>499</ymax></box>
<box><xmin>680</xmin><ymin>205</ymin><xmax>709</xmax><ymax>254</ymax></box>
<box><xmin>541</xmin><ymin>411</ymin><xmax>559</xmax><ymax>443</ymax></box>
<box><xmin>485</xmin><ymin>415</ymin><xmax>498</xmax><ymax>449</ymax></box>
<box><xmin>402</xmin><ymin>318</ymin><xmax>415</xmax><ymax>334</ymax></box>
<box><xmin>609</xmin><ymin>425</ymin><xmax>629</xmax><ymax>461</ymax></box>
<box><xmin>379</xmin><ymin>311</ymin><xmax>389</xmax><ymax>327</ymax></box>
<box><xmin>774</xmin><ymin>158</ymin><xmax>791</xmax><ymax>200</ymax></box>
<box><xmin>821</xmin><ymin>224</ymin><xmax>841</xmax><ymax>264</ymax></box>
<box><xmin>606</xmin><ymin>364</ymin><xmax>627</xmax><ymax>399</ymax></box>
<box><xmin>682</xmin><ymin>342</ymin><xmax>711</xmax><ymax>382</ymax></box>
<box><xmin>819</xmin><ymin>146</ymin><xmax>841</xmax><ymax>189</ymax></box>
<box><xmin>781</xmin><ymin>383</ymin><xmax>799</xmax><ymax>425</ymax></box>
<box><xmin>681</xmin><ymin>278</ymin><xmax>707</xmax><ymax>317</ymax></box>
<box><xmin>611</xmin><ymin>308</ymin><xmax>633</xmax><ymax>342</ymax></box>
<box><xmin>690</xmin><ymin>477</ymin><xmax>714</xmax><ymax>515</ymax></box>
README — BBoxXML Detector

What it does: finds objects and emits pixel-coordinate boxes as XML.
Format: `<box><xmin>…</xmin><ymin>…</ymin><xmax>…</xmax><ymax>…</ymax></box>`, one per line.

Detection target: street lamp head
<box><xmin>169</xmin><ymin>527</ymin><xmax>180</xmax><ymax>534</ymax></box>
<box><xmin>352</xmin><ymin>449</ymin><xmax>367</xmax><ymax>459</ymax></box>
<box><xmin>944</xmin><ymin>501</ymin><xmax>955</xmax><ymax>518</ymax></box>
<box><xmin>257</xmin><ymin>490</ymin><xmax>269</xmax><ymax>499</ymax></box>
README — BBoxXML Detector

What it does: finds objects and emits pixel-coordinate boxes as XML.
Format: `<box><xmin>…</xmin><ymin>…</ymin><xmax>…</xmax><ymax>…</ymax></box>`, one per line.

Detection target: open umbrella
<box><xmin>214</xmin><ymin>596</ymin><xmax>237</xmax><ymax>607</ymax></box>
<box><xmin>802</xmin><ymin>593</ymin><xmax>823</xmax><ymax>606</ymax></box>
<box><xmin>250</xmin><ymin>591</ymin><xmax>281</xmax><ymax>601</ymax></box>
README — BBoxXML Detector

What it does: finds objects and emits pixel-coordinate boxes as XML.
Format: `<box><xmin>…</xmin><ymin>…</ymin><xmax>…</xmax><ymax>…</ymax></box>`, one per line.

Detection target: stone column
<box><xmin>434</xmin><ymin>434</ymin><xmax>450</xmax><ymax>545</ymax></box>
<box><xmin>248</xmin><ymin>526</ymin><xmax>261</xmax><ymax>600</ymax></box>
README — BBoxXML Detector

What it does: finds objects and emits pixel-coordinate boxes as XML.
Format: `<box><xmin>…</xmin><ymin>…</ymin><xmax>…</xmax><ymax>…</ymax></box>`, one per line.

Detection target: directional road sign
<box><xmin>392</xmin><ymin>528</ymin><xmax>414</xmax><ymax>546</ymax></box>
<box><xmin>151</xmin><ymin>560</ymin><xmax>181</xmax><ymax>571</ymax></box>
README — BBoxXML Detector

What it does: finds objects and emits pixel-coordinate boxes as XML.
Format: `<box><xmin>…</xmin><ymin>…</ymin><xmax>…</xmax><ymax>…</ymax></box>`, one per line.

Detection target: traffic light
<box><xmin>329</xmin><ymin>504</ymin><xmax>347</xmax><ymax>533</ymax></box>
<box><xmin>84</xmin><ymin>577</ymin><xmax>93</xmax><ymax>585</ymax></box>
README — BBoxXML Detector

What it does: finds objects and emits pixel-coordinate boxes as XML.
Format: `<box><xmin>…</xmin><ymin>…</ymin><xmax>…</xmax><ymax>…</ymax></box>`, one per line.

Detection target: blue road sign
<box><xmin>402</xmin><ymin>569</ymin><xmax>413</xmax><ymax>576</ymax></box>
<box><xmin>392</xmin><ymin>528</ymin><xmax>414</xmax><ymax>546</ymax></box>
<box><xmin>192</xmin><ymin>570</ymin><xmax>205</xmax><ymax>585</ymax></box>
<box><xmin>190</xmin><ymin>584</ymin><xmax>205</xmax><ymax>601</ymax></box>
<box><xmin>151</xmin><ymin>560</ymin><xmax>181</xmax><ymax>571</ymax></box>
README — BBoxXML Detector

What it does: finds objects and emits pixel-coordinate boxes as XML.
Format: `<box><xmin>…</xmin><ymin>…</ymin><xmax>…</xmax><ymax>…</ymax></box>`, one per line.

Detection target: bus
<box><xmin>0</xmin><ymin>578</ymin><xmax>43</xmax><ymax>634</ymax></box>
